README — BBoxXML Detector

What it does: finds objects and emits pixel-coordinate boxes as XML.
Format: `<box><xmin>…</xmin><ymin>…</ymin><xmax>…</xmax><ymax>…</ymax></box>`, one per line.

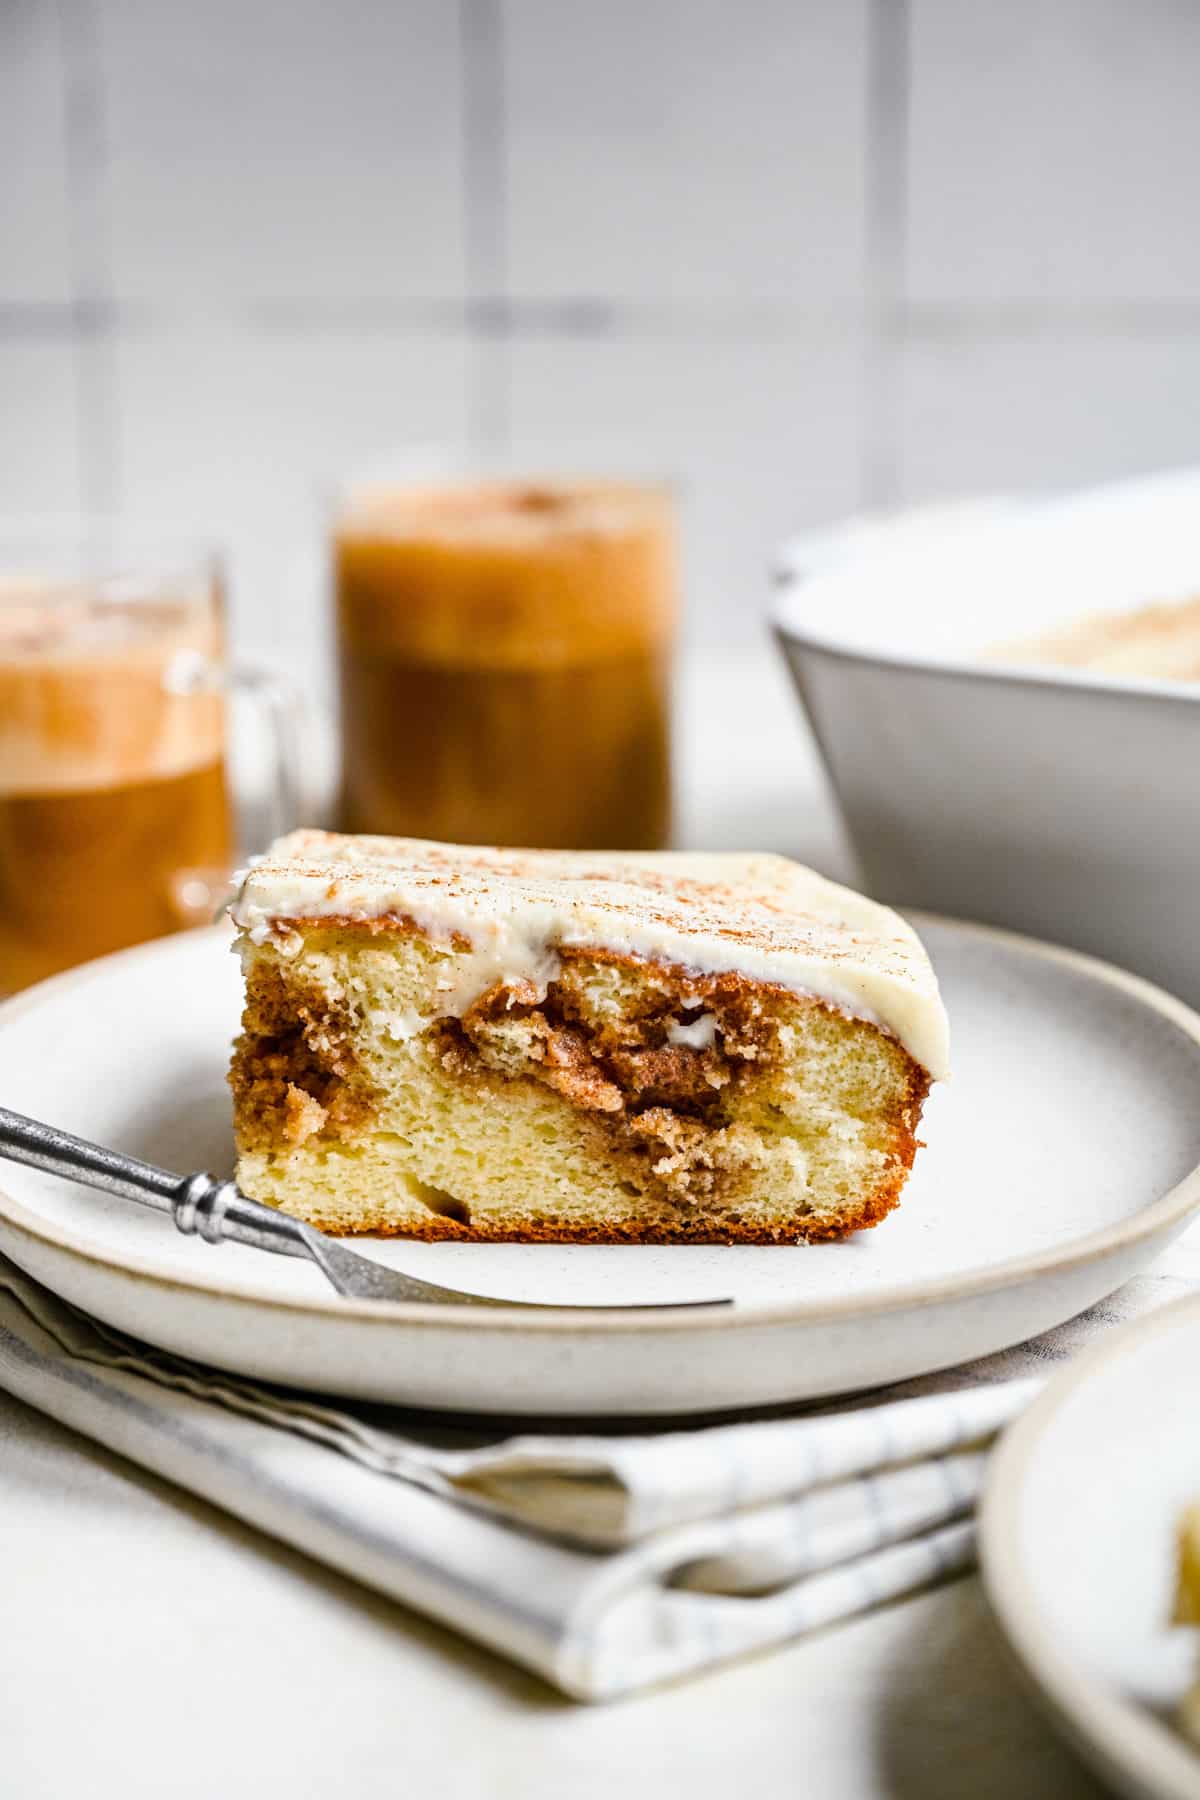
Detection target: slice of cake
<box><xmin>228</xmin><ymin>832</ymin><xmax>949</xmax><ymax>1244</ymax></box>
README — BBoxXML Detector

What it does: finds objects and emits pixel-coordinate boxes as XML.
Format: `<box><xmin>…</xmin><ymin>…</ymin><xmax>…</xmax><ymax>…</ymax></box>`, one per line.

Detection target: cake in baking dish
<box><xmin>1174</xmin><ymin>1504</ymin><xmax>1200</xmax><ymax>1745</ymax></box>
<box><xmin>990</xmin><ymin>593</ymin><xmax>1200</xmax><ymax>680</ymax></box>
<box><xmin>227</xmin><ymin>832</ymin><xmax>949</xmax><ymax>1245</ymax></box>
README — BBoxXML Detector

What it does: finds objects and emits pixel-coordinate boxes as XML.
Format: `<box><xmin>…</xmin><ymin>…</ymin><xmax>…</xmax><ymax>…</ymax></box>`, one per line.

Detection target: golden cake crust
<box><xmin>255</xmin><ymin>1158</ymin><xmax>921</xmax><ymax>1245</ymax></box>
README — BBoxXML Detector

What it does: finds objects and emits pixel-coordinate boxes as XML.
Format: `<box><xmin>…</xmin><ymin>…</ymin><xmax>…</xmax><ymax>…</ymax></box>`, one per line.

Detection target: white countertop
<box><xmin>0</xmin><ymin>1385</ymin><xmax>1105</xmax><ymax>1800</ymax></box>
<box><xmin>0</xmin><ymin>650</ymin><xmax>1107</xmax><ymax>1798</ymax></box>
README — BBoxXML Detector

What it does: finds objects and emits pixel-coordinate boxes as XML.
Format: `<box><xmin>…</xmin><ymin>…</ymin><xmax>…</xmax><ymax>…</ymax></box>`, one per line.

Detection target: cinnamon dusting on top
<box><xmin>231</xmin><ymin>830</ymin><xmax>950</xmax><ymax>1080</ymax></box>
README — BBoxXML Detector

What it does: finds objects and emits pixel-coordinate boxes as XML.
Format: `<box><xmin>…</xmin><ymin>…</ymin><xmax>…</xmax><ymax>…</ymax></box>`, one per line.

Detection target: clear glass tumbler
<box><xmin>0</xmin><ymin>522</ymin><xmax>301</xmax><ymax>993</ymax></box>
<box><xmin>333</xmin><ymin>475</ymin><xmax>678</xmax><ymax>850</ymax></box>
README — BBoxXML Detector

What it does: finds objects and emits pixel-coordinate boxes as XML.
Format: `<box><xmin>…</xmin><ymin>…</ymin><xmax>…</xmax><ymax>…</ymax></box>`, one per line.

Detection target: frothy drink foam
<box><xmin>0</xmin><ymin>589</ymin><xmax>225</xmax><ymax>794</ymax></box>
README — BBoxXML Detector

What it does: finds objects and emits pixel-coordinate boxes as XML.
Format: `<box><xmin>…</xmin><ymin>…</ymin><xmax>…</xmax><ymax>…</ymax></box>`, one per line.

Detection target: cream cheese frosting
<box><xmin>230</xmin><ymin>830</ymin><xmax>950</xmax><ymax>1081</ymax></box>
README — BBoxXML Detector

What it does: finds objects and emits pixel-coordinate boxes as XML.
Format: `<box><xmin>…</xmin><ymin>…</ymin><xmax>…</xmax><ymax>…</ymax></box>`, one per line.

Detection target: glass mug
<box><xmin>333</xmin><ymin>475</ymin><xmax>679</xmax><ymax>850</ymax></box>
<box><xmin>0</xmin><ymin>525</ymin><xmax>300</xmax><ymax>995</ymax></box>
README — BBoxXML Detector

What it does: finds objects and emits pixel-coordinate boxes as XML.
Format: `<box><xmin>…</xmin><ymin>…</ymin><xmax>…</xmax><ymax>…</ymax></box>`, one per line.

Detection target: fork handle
<box><xmin>0</xmin><ymin>1105</ymin><xmax>307</xmax><ymax>1259</ymax></box>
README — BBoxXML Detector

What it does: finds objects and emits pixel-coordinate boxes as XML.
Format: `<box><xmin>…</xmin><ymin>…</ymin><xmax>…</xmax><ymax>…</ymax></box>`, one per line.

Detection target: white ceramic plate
<box><xmin>1</xmin><ymin>919</ymin><xmax>1199</xmax><ymax>1416</ymax></box>
<box><xmin>981</xmin><ymin>1298</ymin><xmax>1200</xmax><ymax>1800</ymax></box>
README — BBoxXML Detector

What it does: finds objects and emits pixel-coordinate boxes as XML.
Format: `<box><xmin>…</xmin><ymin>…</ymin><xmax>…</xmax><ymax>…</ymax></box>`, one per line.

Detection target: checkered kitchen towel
<box><xmin>0</xmin><ymin>1249</ymin><xmax>1195</xmax><ymax>1700</ymax></box>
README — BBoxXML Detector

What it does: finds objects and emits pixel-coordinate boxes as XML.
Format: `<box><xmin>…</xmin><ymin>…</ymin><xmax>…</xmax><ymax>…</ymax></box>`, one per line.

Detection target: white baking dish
<box><xmin>772</xmin><ymin>471</ymin><xmax>1200</xmax><ymax>1005</ymax></box>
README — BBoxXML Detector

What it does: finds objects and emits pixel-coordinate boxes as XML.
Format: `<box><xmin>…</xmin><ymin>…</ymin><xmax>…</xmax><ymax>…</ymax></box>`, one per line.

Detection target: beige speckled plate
<box><xmin>981</xmin><ymin>1297</ymin><xmax>1200</xmax><ymax>1800</ymax></box>
<box><xmin>0</xmin><ymin>917</ymin><xmax>1198</xmax><ymax>1416</ymax></box>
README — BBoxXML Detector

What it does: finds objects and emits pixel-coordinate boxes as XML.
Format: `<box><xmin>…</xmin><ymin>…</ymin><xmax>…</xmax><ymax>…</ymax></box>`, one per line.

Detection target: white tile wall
<box><xmin>0</xmin><ymin>0</ymin><xmax>72</xmax><ymax>305</ymax></box>
<box><xmin>4</xmin><ymin>0</ymin><xmax>1200</xmax><ymax>666</ymax></box>
<box><xmin>504</xmin><ymin>0</ymin><xmax>869</xmax><ymax>304</ymax></box>
<box><xmin>897</xmin><ymin>332</ymin><xmax>1200</xmax><ymax>501</ymax></box>
<box><xmin>0</xmin><ymin>343</ymin><xmax>81</xmax><ymax>510</ymax></box>
<box><xmin>99</xmin><ymin>0</ymin><xmax>465</xmax><ymax>306</ymax></box>
<box><xmin>907</xmin><ymin>0</ymin><xmax>1200</xmax><ymax>304</ymax></box>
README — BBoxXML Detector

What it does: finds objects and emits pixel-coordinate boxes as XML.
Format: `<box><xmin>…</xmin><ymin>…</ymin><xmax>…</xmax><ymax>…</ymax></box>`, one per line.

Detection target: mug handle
<box><xmin>165</xmin><ymin>654</ymin><xmax>309</xmax><ymax>928</ymax></box>
<box><xmin>227</xmin><ymin>662</ymin><xmax>307</xmax><ymax>850</ymax></box>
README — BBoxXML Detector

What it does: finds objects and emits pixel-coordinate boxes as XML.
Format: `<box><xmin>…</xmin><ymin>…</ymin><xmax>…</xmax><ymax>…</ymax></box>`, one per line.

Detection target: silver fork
<box><xmin>0</xmin><ymin>1106</ymin><xmax>731</xmax><ymax>1311</ymax></box>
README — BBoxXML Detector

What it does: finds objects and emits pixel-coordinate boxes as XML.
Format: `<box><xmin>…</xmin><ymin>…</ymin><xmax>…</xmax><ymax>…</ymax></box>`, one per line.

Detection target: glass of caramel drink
<box><xmin>334</xmin><ymin>479</ymin><xmax>677</xmax><ymax>848</ymax></box>
<box><xmin>0</xmin><ymin>527</ymin><xmax>298</xmax><ymax>995</ymax></box>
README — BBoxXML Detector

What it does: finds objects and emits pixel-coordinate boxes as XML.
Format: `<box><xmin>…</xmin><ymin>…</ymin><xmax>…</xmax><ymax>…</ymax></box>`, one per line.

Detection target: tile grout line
<box><xmin>861</xmin><ymin>0</ymin><xmax>910</xmax><ymax>509</ymax></box>
<box><xmin>459</xmin><ymin>0</ymin><xmax>510</xmax><ymax>453</ymax></box>
<box><xmin>7</xmin><ymin>295</ymin><xmax>1200</xmax><ymax>342</ymax></box>
<box><xmin>54</xmin><ymin>0</ymin><xmax>118</xmax><ymax>515</ymax></box>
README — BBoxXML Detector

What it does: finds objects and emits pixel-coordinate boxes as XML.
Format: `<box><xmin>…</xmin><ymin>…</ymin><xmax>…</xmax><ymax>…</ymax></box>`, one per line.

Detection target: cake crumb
<box><xmin>284</xmin><ymin>1083</ymin><xmax>328</xmax><ymax>1145</ymax></box>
